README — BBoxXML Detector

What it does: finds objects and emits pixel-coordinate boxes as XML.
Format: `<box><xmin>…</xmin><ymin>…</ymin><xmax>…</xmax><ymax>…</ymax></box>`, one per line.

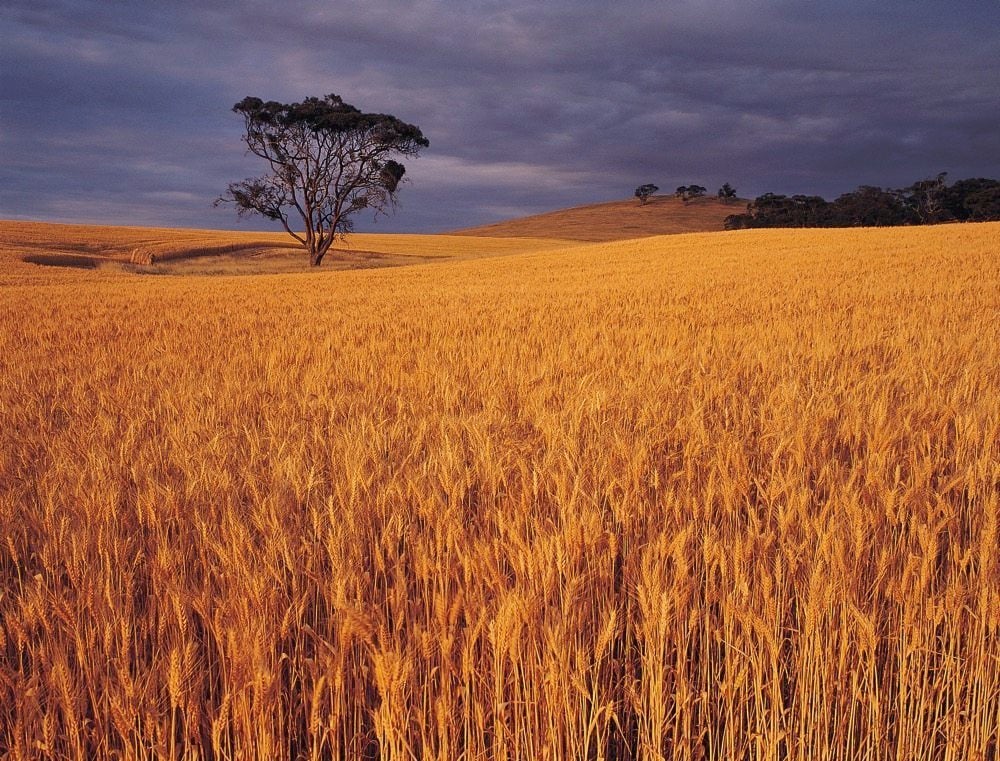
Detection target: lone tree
<box><xmin>217</xmin><ymin>94</ymin><xmax>429</xmax><ymax>266</ymax></box>
<box><xmin>718</xmin><ymin>183</ymin><xmax>737</xmax><ymax>204</ymax></box>
<box><xmin>634</xmin><ymin>183</ymin><xmax>659</xmax><ymax>205</ymax></box>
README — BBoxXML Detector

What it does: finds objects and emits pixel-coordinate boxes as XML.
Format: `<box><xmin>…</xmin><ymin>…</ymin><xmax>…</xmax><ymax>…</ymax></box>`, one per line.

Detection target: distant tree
<box><xmin>634</xmin><ymin>183</ymin><xmax>659</xmax><ymax>205</ymax></box>
<box><xmin>676</xmin><ymin>184</ymin><xmax>707</xmax><ymax>203</ymax></box>
<box><xmin>718</xmin><ymin>183</ymin><xmax>737</xmax><ymax>204</ymax></box>
<box><xmin>899</xmin><ymin>172</ymin><xmax>950</xmax><ymax>224</ymax></box>
<box><xmin>217</xmin><ymin>94</ymin><xmax>429</xmax><ymax>266</ymax></box>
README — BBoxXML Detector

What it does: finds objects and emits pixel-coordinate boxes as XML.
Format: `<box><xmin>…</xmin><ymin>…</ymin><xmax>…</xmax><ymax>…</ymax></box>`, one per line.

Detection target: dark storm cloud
<box><xmin>2</xmin><ymin>0</ymin><xmax>999</xmax><ymax>231</ymax></box>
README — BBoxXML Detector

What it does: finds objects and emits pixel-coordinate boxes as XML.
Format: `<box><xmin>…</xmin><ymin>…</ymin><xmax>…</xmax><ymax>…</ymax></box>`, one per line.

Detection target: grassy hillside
<box><xmin>1</xmin><ymin>223</ymin><xmax>999</xmax><ymax>759</ymax></box>
<box><xmin>452</xmin><ymin>194</ymin><xmax>743</xmax><ymax>240</ymax></box>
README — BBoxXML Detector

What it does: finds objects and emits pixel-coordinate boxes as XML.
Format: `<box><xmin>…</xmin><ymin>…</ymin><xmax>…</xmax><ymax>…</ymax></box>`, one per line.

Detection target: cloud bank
<box><xmin>2</xmin><ymin>0</ymin><xmax>998</xmax><ymax>231</ymax></box>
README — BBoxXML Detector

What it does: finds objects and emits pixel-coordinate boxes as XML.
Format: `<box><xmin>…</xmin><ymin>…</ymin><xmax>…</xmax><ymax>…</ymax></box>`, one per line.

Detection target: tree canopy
<box><xmin>718</xmin><ymin>183</ymin><xmax>737</xmax><ymax>204</ymax></box>
<box><xmin>217</xmin><ymin>94</ymin><xmax>429</xmax><ymax>266</ymax></box>
<box><xmin>676</xmin><ymin>185</ymin><xmax>707</xmax><ymax>203</ymax></box>
<box><xmin>634</xmin><ymin>184</ymin><xmax>659</xmax><ymax>204</ymax></box>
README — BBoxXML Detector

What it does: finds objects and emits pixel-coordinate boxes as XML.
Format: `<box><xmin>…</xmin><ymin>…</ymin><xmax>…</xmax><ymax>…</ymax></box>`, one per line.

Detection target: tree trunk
<box><xmin>310</xmin><ymin>233</ymin><xmax>337</xmax><ymax>267</ymax></box>
<box><xmin>308</xmin><ymin>240</ymin><xmax>325</xmax><ymax>266</ymax></box>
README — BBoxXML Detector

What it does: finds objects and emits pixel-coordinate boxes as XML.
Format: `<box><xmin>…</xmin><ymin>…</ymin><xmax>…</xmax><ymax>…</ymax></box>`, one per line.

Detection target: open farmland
<box><xmin>0</xmin><ymin>221</ymin><xmax>578</xmax><ymax>278</ymax></box>
<box><xmin>1</xmin><ymin>222</ymin><xmax>999</xmax><ymax>759</ymax></box>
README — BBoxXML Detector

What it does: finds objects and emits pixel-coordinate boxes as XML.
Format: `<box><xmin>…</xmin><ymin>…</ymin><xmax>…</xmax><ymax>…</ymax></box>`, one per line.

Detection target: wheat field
<box><xmin>1</xmin><ymin>222</ymin><xmax>998</xmax><ymax>760</ymax></box>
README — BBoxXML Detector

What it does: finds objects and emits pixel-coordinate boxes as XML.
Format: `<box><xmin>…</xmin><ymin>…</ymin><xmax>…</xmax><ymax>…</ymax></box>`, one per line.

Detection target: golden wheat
<box><xmin>1</xmin><ymin>221</ymin><xmax>998</xmax><ymax>759</ymax></box>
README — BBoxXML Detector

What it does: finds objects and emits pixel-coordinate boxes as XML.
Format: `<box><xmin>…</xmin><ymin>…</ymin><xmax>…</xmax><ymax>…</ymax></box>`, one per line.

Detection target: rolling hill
<box><xmin>451</xmin><ymin>194</ymin><xmax>744</xmax><ymax>241</ymax></box>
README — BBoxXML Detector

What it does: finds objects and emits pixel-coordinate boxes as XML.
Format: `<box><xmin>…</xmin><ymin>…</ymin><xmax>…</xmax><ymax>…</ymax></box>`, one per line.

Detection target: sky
<box><xmin>2</xmin><ymin>0</ymin><xmax>999</xmax><ymax>233</ymax></box>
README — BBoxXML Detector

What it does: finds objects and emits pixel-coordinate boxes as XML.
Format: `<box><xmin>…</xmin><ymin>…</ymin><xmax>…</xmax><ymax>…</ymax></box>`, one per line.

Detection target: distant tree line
<box><xmin>724</xmin><ymin>173</ymin><xmax>1000</xmax><ymax>230</ymax></box>
<box><xmin>635</xmin><ymin>182</ymin><xmax>739</xmax><ymax>205</ymax></box>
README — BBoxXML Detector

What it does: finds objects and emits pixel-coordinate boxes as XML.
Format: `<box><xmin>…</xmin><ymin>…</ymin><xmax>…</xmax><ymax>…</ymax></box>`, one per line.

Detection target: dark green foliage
<box><xmin>723</xmin><ymin>213</ymin><xmax>751</xmax><ymax>231</ymax></box>
<box><xmin>729</xmin><ymin>174</ymin><xmax>1000</xmax><ymax>229</ymax></box>
<box><xmin>217</xmin><ymin>94</ymin><xmax>428</xmax><ymax>266</ymax></box>
<box><xmin>943</xmin><ymin>178</ymin><xmax>1000</xmax><ymax>221</ymax></box>
<box><xmin>738</xmin><ymin>194</ymin><xmax>830</xmax><ymax>227</ymax></box>
<box><xmin>832</xmin><ymin>186</ymin><xmax>909</xmax><ymax>227</ymax></box>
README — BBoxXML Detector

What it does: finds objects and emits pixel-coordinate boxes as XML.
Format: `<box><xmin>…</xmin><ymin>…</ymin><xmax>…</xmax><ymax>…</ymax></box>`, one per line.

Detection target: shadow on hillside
<box><xmin>122</xmin><ymin>247</ymin><xmax>440</xmax><ymax>276</ymax></box>
<box><xmin>20</xmin><ymin>246</ymin><xmax>443</xmax><ymax>276</ymax></box>
<box><xmin>23</xmin><ymin>253</ymin><xmax>101</xmax><ymax>269</ymax></box>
